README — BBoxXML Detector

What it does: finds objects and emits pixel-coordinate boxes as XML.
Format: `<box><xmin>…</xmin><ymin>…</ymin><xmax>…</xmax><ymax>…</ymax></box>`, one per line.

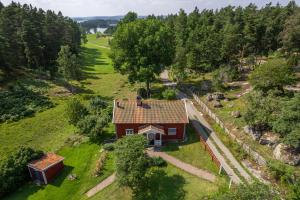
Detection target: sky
<box><xmin>1</xmin><ymin>0</ymin><xmax>299</xmax><ymax>17</ymax></box>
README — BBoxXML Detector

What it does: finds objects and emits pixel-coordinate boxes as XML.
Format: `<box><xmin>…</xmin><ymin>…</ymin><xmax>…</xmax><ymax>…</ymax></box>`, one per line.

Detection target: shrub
<box><xmin>137</xmin><ymin>88</ymin><xmax>147</xmax><ymax>98</ymax></box>
<box><xmin>93</xmin><ymin>151</ymin><xmax>108</xmax><ymax>176</ymax></box>
<box><xmin>89</xmin><ymin>96</ymin><xmax>108</xmax><ymax>114</ymax></box>
<box><xmin>267</xmin><ymin>160</ymin><xmax>295</xmax><ymax>184</ymax></box>
<box><xmin>65</xmin><ymin>98</ymin><xmax>88</xmax><ymax>125</ymax></box>
<box><xmin>0</xmin><ymin>87</ymin><xmax>53</xmax><ymax>123</ymax></box>
<box><xmin>0</xmin><ymin>147</ymin><xmax>43</xmax><ymax>198</ymax></box>
<box><xmin>149</xmin><ymin>157</ymin><xmax>167</xmax><ymax>167</ymax></box>
<box><xmin>103</xmin><ymin>143</ymin><xmax>115</xmax><ymax>151</ymax></box>
<box><xmin>162</xmin><ymin>89</ymin><xmax>177</xmax><ymax>100</ymax></box>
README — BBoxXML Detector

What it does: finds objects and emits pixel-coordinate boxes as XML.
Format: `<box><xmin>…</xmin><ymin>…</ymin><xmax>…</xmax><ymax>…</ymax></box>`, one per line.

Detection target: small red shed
<box><xmin>27</xmin><ymin>153</ymin><xmax>64</xmax><ymax>184</ymax></box>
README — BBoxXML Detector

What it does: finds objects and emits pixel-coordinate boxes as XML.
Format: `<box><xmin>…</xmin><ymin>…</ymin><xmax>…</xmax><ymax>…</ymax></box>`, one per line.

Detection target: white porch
<box><xmin>138</xmin><ymin>125</ymin><xmax>165</xmax><ymax>146</ymax></box>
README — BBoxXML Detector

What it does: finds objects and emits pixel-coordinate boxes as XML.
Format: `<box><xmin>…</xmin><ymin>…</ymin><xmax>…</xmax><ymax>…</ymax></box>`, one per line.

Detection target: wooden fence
<box><xmin>190</xmin><ymin>90</ymin><xmax>267</xmax><ymax>166</ymax></box>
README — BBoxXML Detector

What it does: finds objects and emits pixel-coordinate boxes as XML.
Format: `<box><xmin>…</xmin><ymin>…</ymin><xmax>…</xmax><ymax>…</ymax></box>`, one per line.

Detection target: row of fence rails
<box><xmin>189</xmin><ymin>88</ymin><xmax>267</xmax><ymax>166</ymax></box>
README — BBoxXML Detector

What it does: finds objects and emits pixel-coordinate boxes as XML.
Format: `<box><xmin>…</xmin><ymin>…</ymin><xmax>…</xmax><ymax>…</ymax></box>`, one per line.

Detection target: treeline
<box><xmin>165</xmin><ymin>1</ymin><xmax>299</xmax><ymax>79</ymax></box>
<box><xmin>79</xmin><ymin>19</ymin><xmax>118</xmax><ymax>33</ymax></box>
<box><xmin>0</xmin><ymin>1</ymin><xmax>83</xmax><ymax>78</ymax></box>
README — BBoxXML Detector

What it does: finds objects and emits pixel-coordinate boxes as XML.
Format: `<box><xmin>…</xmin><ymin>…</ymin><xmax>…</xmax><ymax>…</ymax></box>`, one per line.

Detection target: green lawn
<box><xmin>4</xmin><ymin>142</ymin><xmax>115</xmax><ymax>200</ymax></box>
<box><xmin>162</xmin><ymin>125</ymin><xmax>219</xmax><ymax>174</ymax></box>
<box><xmin>90</xmin><ymin>164</ymin><xmax>224</xmax><ymax>200</ymax></box>
<box><xmin>0</xmin><ymin>35</ymin><xmax>135</xmax><ymax>160</ymax></box>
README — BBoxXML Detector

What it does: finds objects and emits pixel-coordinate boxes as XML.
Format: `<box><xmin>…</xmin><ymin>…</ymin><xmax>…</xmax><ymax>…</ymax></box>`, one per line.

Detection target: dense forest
<box><xmin>0</xmin><ymin>1</ymin><xmax>83</xmax><ymax>78</ymax></box>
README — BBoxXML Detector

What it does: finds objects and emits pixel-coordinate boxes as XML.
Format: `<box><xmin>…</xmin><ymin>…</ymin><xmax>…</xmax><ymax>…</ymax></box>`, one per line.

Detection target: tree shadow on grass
<box><xmin>134</xmin><ymin>168</ymin><xmax>186</xmax><ymax>200</ymax></box>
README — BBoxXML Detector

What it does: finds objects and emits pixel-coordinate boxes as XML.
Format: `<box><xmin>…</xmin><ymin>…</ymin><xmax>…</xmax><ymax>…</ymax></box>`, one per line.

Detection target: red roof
<box><xmin>113</xmin><ymin>99</ymin><xmax>189</xmax><ymax>124</ymax></box>
<box><xmin>28</xmin><ymin>153</ymin><xmax>64</xmax><ymax>171</ymax></box>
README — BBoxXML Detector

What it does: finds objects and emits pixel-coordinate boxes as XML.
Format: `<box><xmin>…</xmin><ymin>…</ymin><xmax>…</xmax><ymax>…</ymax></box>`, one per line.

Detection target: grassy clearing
<box><xmin>0</xmin><ymin>35</ymin><xmax>135</xmax><ymax>160</ymax></box>
<box><xmin>162</xmin><ymin>125</ymin><xmax>219</xmax><ymax>174</ymax></box>
<box><xmin>4</xmin><ymin>142</ymin><xmax>115</xmax><ymax>200</ymax></box>
<box><xmin>90</xmin><ymin>164</ymin><xmax>224</xmax><ymax>200</ymax></box>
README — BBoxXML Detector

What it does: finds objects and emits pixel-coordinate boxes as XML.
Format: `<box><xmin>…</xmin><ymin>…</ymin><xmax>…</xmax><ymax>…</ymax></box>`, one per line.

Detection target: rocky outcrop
<box><xmin>273</xmin><ymin>143</ymin><xmax>300</xmax><ymax>166</ymax></box>
<box><xmin>244</xmin><ymin>126</ymin><xmax>262</xmax><ymax>141</ymax></box>
<box><xmin>213</xmin><ymin>92</ymin><xmax>225</xmax><ymax>100</ymax></box>
<box><xmin>207</xmin><ymin>93</ymin><xmax>214</xmax><ymax>101</ymax></box>
<box><xmin>259</xmin><ymin>132</ymin><xmax>280</xmax><ymax>147</ymax></box>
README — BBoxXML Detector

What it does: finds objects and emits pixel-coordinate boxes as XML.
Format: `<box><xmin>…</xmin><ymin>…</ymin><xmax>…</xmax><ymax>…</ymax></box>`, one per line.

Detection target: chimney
<box><xmin>136</xmin><ymin>96</ymin><xmax>142</xmax><ymax>106</ymax></box>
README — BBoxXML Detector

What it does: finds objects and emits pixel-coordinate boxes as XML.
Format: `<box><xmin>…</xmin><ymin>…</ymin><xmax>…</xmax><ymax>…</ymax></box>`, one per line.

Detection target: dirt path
<box><xmin>86</xmin><ymin>173</ymin><xmax>116</xmax><ymax>198</ymax></box>
<box><xmin>147</xmin><ymin>150</ymin><xmax>216</xmax><ymax>182</ymax></box>
<box><xmin>87</xmin><ymin>42</ymin><xmax>110</xmax><ymax>49</ymax></box>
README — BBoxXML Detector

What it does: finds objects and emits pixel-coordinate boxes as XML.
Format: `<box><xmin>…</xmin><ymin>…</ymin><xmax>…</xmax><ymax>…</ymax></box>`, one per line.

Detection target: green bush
<box><xmin>0</xmin><ymin>86</ymin><xmax>53</xmax><ymax>123</ymax></box>
<box><xmin>65</xmin><ymin>98</ymin><xmax>88</xmax><ymax>125</ymax></box>
<box><xmin>267</xmin><ymin>160</ymin><xmax>295</xmax><ymax>184</ymax></box>
<box><xmin>149</xmin><ymin>157</ymin><xmax>167</xmax><ymax>167</ymax></box>
<box><xmin>162</xmin><ymin>89</ymin><xmax>177</xmax><ymax>100</ymax></box>
<box><xmin>103</xmin><ymin>143</ymin><xmax>115</xmax><ymax>151</ymax></box>
<box><xmin>0</xmin><ymin>147</ymin><xmax>43</xmax><ymax>198</ymax></box>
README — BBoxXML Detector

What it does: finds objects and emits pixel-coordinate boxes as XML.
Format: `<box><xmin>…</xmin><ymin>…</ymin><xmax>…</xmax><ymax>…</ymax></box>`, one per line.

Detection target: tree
<box><xmin>244</xmin><ymin>91</ymin><xmax>279</xmax><ymax>130</ymax></box>
<box><xmin>65</xmin><ymin>98</ymin><xmax>88</xmax><ymax>125</ymax></box>
<box><xmin>115</xmin><ymin>135</ymin><xmax>148</xmax><ymax>194</ymax></box>
<box><xmin>249</xmin><ymin>59</ymin><xmax>295</xmax><ymax>93</ymax></box>
<box><xmin>57</xmin><ymin>45</ymin><xmax>81</xmax><ymax>92</ymax></box>
<box><xmin>110</xmin><ymin>19</ymin><xmax>175</xmax><ymax>96</ymax></box>
<box><xmin>212</xmin><ymin>182</ymin><xmax>280</xmax><ymax>200</ymax></box>
<box><xmin>121</xmin><ymin>12</ymin><xmax>138</xmax><ymax>24</ymax></box>
<box><xmin>281</xmin><ymin>11</ymin><xmax>300</xmax><ymax>53</ymax></box>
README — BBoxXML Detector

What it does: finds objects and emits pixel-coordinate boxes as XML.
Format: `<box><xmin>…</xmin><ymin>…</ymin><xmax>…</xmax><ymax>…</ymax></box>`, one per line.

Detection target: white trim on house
<box><xmin>125</xmin><ymin>129</ymin><xmax>134</xmax><ymax>135</ymax></box>
<box><xmin>184</xmin><ymin>100</ymin><xmax>189</xmax><ymax>123</ymax></box>
<box><xmin>42</xmin><ymin>171</ymin><xmax>47</xmax><ymax>184</ymax></box>
<box><xmin>112</xmin><ymin>100</ymin><xmax>116</xmax><ymax>123</ymax></box>
<box><xmin>28</xmin><ymin>166</ymin><xmax>33</xmax><ymax>178</ymax></box>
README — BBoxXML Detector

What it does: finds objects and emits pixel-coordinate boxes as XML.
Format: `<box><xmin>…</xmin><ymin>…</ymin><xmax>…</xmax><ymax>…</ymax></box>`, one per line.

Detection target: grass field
<box><xmin>0</xmin><ymin>34</ymin><xmax>135</xmax><ymax>160</ymax></box>
<box><xmin>162</xmin><ymin>125</ymin><xmax>219</xmax><ymax>175</ymax></box>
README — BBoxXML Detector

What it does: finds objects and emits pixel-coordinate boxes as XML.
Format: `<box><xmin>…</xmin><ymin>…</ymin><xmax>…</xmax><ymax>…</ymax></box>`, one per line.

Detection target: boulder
<box><xmin>67</xmin><ymin>174</ymin><xmax>77</xmax><ymax>181</ymax></box>
<box><xmin>273</xmin><ymin>143</ymin><xmax>300</xmax><ymax>166</ymax></box>
<box><xmin>213</xmin><ymin>92</ymin><xmax>225</xmax><ymax>100</ymax></box>
<box><xmin>206</xmin><ymin>93</ymin><xmax>214</xmax><ymax>101</ymax></box>
<box><xmin>259</xmin><ymin>132</ymin><xmax>280</xmax><ymax>147</ymax></box>
<box><xmin>244</xmin><ymin>125</ymin><xmax>262</xmax><ymax>141</ymax></box>
<box><xmin>231</xmin><ymin>111</ymin><xmax>241</xmax><ymax>118</ymax></box>
<box><xmin>213</xmin><ymin>100</ymin><xmax>222</xmax><ymax>108</ymax></box>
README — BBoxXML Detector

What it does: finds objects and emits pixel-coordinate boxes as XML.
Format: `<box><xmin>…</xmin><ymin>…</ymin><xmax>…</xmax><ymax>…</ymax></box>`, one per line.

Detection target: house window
<box><xmin>168</xmin><ymin>128</ymin><xmax>177</xmax><ymax>135</ymax></box>
<box><xmin>125</xmin><ymin>129</ymin><xmax>134</xmax><ymax>135</ymax></box>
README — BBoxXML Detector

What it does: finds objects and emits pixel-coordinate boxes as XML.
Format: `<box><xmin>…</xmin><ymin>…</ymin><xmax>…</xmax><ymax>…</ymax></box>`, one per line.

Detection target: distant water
<box><xmin>90</xmin><ymin>27</ymin><xmax>108</xmax><ymax>34</ymax></box>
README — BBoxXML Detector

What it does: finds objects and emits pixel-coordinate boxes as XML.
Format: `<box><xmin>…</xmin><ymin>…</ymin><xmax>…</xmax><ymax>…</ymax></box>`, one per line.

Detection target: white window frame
<box><xmin>125</xmin><ymin>129</ymin><xmax>134</xmax><ymax>136</ymax></box>
<box><xmin>168</xmin><ymin>128</ymin><xmax>177</xmax><ymax>136</ymax></box>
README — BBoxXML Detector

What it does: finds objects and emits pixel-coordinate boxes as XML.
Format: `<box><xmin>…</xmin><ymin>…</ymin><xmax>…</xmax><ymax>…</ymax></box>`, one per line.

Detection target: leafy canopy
<box><xmin>110</xmin><ymin>18</ymin><xmax>175</xmax><ymax>93</ymax></box>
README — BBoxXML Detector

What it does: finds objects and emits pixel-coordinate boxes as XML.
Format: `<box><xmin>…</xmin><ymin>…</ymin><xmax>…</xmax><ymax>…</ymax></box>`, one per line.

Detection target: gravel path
<box><xmin>147</xmin><ymin>150</ymin><xmax>216</xmax><ymax>182</ymax></box>
<box><xmin>86</xmin><ymin>173</ymin><xmax>116</xmax><ymax>198</ymax></box>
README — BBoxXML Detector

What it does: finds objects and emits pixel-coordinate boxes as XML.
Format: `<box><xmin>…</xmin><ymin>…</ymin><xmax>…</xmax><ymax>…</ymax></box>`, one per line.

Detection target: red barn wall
<box><xmin>115</xmin><ymin>123</ymin><xmax>186</xmax><ymax>142</ymax></box>
<box><xmin>44</xmin><ymin>161</ymin><xmax>64</xmax><ymax>183</ymax></box>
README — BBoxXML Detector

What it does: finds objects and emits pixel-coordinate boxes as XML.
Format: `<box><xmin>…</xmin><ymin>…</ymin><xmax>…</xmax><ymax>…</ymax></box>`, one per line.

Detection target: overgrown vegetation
<box><xmin>0</xmin><ymin>147</ymin><xmax>43</xmax><ymax>198</ymax></box>
<box><xmin>0</xmin><ymin>86</ymin><xmax>53</xmax><ymax>123</ymax></box>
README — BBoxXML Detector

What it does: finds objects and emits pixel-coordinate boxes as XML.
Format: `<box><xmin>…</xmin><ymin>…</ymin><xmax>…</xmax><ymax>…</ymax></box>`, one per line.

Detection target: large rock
<box><xmin>273</xmin><ymin>143</ymin><xmax>300</xmax><ymax>166</ymax></box>
<box><xmin>259</xmin><ymin>132</ymin><xmax>280</xmax><ymax>147</ymax></box>
<box><xmin>231</xmin><ymin>111</ymin><xmax>241</xmax><ymax>118</ymax></box>
<box><xmin>213</xmin><ymin>100</ymin><xmax>222</xmax><ymax>108</ymax></box>
<box><xmin>213</xmin><ymin>92</ymin><xmax>225</xmax><ymax>100</ymax></box>
<box><xmin>206</xmin><ymin>93</ymin><xmax>213</xmax><ymax>101</ymax></box>
<box><xmin>244</xmin><ymin>125</ymin><xmax>262</xmax><ymax>141</ymax></box>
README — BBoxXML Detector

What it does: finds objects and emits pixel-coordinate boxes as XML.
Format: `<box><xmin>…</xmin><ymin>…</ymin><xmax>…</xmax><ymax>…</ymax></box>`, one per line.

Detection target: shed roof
<box><xmin>113</xmin><ymin>99</ymin><xmax>189</xmax><ymax>124</ymax></box>
<box><xmin>28</xmin><ymin>153</ymin><xmax>64</xmax><ymax>171</ymax></box>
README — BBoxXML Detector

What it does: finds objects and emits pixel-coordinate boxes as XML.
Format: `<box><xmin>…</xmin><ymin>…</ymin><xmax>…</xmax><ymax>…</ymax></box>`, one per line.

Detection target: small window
<box><xmin>126</xmin><ymin>129</ymin><xmax>134</xmax><ymax>135</ymax></box>
<box><xmin>168</xmin><ymin>128</ymin><xmax>177</xmax><ymax>135</ymax></box>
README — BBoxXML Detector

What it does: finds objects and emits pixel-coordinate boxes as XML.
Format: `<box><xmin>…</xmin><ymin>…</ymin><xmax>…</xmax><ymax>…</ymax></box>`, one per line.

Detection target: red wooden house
<box><xmin>27</xmin><ymin>153</ymin><xmax>64</xmax><ymax>184</ymax></box>
<box><xmin>112</xmin><ymin>97</ymin><xmax>189</xmax><ymax>146</ymax></box>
